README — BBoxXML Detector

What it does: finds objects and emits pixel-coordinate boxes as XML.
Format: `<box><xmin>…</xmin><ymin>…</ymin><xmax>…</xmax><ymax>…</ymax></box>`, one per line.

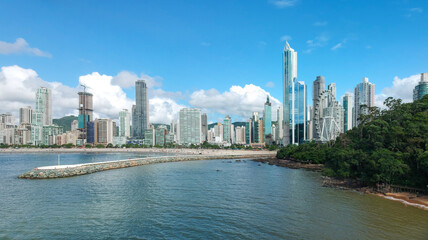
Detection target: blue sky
<box><xmin>0</xmin><ymin>0</ymin><xmax>427</xmax><ymax>123</ymax></box>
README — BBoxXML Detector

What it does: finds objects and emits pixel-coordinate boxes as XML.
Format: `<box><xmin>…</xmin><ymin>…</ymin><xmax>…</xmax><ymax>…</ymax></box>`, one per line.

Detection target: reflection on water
<box><xmin>0</xmin><ymin>153</ymin><xmax>427</xmax><ymax>239</ymax></box>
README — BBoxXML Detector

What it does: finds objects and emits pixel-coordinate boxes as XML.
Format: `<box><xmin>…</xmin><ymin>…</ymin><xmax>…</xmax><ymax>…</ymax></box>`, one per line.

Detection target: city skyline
<box><xmin>0</xmin><ymin>1</ymin><xmax>427</xmax><ymax>124</ymax></box>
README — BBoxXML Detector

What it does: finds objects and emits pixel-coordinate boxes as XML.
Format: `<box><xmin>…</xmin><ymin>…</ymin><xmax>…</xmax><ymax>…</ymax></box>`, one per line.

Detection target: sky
<box><xmin>0</xmin><ymin>0</ymin><xmax>427</xmax><ymax>124</ymax></box>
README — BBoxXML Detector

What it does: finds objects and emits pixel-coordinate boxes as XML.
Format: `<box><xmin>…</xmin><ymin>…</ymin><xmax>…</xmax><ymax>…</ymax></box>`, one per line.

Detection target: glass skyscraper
<box><xmin>343</xmin><ymin>93</ymin><xmax>353</xmax><ymax>131</ymax></box>
<box><xmin>132</xmin><ymin>80</ymin><xmax>149</xmax><ymax>139</ymax></box>
<box><xmin>263</xmin><ymin>96</ymin><xmax>272</xmax><ymax>140</ymax></box>
<box><xmin>413</xmin><ymin>73</ymin><xmax>428</xmax><ymax>101</ymax></box>
<box><xmin>283</xmin><ymin>42</ymin><xmax>307</xmax><ymax>145</ymax></box>
<box><xmin>353</xmin><ymin>77</ymin><xmax>375</xmax><ymax>127</ymax></box>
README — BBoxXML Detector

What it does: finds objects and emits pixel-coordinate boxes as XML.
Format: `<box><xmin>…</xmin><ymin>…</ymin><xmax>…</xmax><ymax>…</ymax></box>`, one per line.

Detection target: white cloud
<box><xmin>280</xmin><ymin>35</ymin><xmax>292</xmax><ymax>41</ymax></box>
<box><xmin>0</xmin><ymin>38</ymin><xmax>51</xmax><ymax>57</ymax></box>
<box><xmin>0</xmin><ymin>65</ymin><xmax>77</xmax><ymax>122</ymax></box>
<box><xmin>305</xmin><ymin>33</ymin><xmax>329</xmax><ymax>53</ymax></box>
<box><xmin>189</xmin><ymin>84</ymin><xmax>281</xmax><ymax>120</ymax></box>
<box><xmin>375</xmin><ymin>74</ymin><xmax>421</xmax><ymax>108</ymax></box>
<box><xmin>313</xmin><ymin>21</ymin><xmax>328</xmax><ymax>26</ymax></box>
<box><xmin>0</xmin><ymin>65</ymin><xmax>183</xmax><ymax>125</ymax></box>
<box><xmin>331</xmin><ymin>39</ymin><xmax>348</xmax><ymax>50</ymax></box>
<box><xmin>270</xmin><ymin>0</ymin><xmax>298</xmax><ymax>8</ymax></box>
<box><xmin>405</xmin><ymin>7</ymin><xmax>423</xmax><ymax>17</ymax></box>
<box><xmin>150</xmin><ymin>98</ymin><xmax>186</xmax><ymax>124</ymax></box>
<box><xmin>266</xmin><ymin>81</ymin><xmax>275</xmax><ymax>88</ymax></box>
<box><xmin>111</xmin><ymin>70</ymin><xmax>162</xmax><ymax>89</ymax></box>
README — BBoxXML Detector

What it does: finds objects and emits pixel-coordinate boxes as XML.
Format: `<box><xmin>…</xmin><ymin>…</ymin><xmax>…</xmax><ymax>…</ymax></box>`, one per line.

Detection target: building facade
<box><xmin>413</xmin><ymin>73</ymin><xmax>428</xmax><ymax>101</ymax></box>
<box><xmin>132</xmin><ymin>80</ymin><xmax>149</xmax><ymax>139</ymax></box>
<box><xmin>179</xmin><ymin>108</ymin><xmax>201</xmax><ymax>145</ymax></box>
<box><xmin>343</xmin><ymin>93</ymin><xmax>353</xmax><ymax>132</ymax></box>
<box><xmin>19</xmin><ymin>106</ymin><xmax>32</xmax><ymax>125</ymax></box>
<box><xmin>119</xmin><ymin>109</ymin><xmax>131</xmax><ymax>138</ymax></box>
<box><xmin>354</xmin><ymin>77</ymin><xmax>375</xmax><ymax>127</ymax></box>
<box><xmin>263</xmin><ymin>96</ymin><xmax>272</xmax><ymax>139</ymax></box>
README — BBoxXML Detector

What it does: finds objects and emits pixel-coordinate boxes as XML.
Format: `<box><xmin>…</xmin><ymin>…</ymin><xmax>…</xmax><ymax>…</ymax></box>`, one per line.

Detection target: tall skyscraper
<box><xmin>283</xmin><ymin>42</ymin><xmax>306</xmax><ymax>145</ymax></box>
<box><xmin>132</xmin><ymin>80</ymin><xmax>149</xmax><ymax>139</ymax></box>
<box><xmin>201</xmin><ymin>113</ymin><xmax>208</xmax><ymax>142</ymax></box>
<box><xmin>354</xmin><ymin>77</ymin><xmax>375</xmax><ymax>127</ymax></box>
<box><xmin>328</xmin><ymin>83</ymin><xmax>336</xmax><ymax>100</ymax></box>
<box><xmin>19</xmin><ymin>106</ymin><xmax>32</xmax><ymax>125</ymax></box>
<box><xmin>94</xmin><ymin>118</ymin><xmax>114</xmax><ymax>144</ymax></box>
<box><xmin>263</xmin><ymin>96</ymin><xmax>272</xmax><ymax>139</ymax></box>
<box><xmin>283</xmin><ymin>42</ymin><xmax>297</xmax><ymax>145</ymax></box>
<box><xmin>223</xmin><ymin>115</ymin><xmax>232</xmax><ymax>143</ymax></box>
<box><xmin>78</xmin><ymin>92</ymin><xmax>93</xmax><ymax>128</ymax></box>
<box><xmin>277</xmin><ymin>106</ymin><xmax>283</xmax><ymax>142</ymax></box>
<box><xmin>33</xmin><ymin>87</ymin><xmax>52</xmax><ymax>126</ymax></box>
<box><xmin>313</xmin><ymin>76</ymin><xmax>325</xmax><ymax>107</ymax></box>
<box><xmin>179</xmin><ymin>108</ymin><xmax>201</xmax><ymax>145</ymax></box>
<box><xmin>343</xmin><ymin>93</ymin><xmax>353</xmax><ymax>131</ymax></box>
<box><xmin>31</xmin><ymin>87</ymin><xmax>52</xmax><ymax>145</ymax></box>
<box><xmin>413</xmin><ymin>73</ymin><xmax>428</xmax><ymax>101</ymax></box>
<box><xmin>119</xmin><ymin>109</ymin><xmax>131</xmax><ymax>138</ymax></box>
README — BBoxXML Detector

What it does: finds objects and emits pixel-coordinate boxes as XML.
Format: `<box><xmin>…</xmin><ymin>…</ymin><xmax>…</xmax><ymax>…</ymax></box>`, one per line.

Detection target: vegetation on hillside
<box><xmin>53</xmin><ymin>115</ymin><xmax>78</xmax><ymax>132</ymax></box>
<box><xmin>277</xmin><ymin>95</ymin><xmax>428</xmax><ymax>188</ymax></box>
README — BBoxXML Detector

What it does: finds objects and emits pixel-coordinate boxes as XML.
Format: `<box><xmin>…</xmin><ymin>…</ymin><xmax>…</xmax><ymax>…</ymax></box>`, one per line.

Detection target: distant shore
<box><xmin>0</xmin><ymin>147</ymin><xmax>274</xmax><ymax>156</ymax></box>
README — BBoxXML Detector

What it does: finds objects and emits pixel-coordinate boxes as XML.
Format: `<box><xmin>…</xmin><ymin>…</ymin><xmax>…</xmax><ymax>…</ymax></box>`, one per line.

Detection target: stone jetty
<box><xmin>18</xmin><ymin>153</ymin><xmax>276</xmax><ymax>179</ymax></box>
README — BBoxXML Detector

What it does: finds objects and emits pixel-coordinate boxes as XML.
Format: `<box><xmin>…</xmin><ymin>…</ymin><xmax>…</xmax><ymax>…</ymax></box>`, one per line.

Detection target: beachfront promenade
<box><xmin>15</xmin><ymin>149</ymin><xmax>276</xmax><ymax>179</ymax></box>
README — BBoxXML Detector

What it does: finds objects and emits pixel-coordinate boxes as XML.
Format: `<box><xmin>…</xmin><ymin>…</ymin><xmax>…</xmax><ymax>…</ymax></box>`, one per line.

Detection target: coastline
<box><xmin>262</xmin><ymin>157</ymin><xmax>428</xmax><ymax>211</ymax></box>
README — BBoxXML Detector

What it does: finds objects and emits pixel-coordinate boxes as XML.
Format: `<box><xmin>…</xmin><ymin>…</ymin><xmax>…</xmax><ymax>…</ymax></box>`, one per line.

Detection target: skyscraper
<box><xmin>313</xmin><ymin>76</ymin><xmax>325</xmax><ymax>107</ymax></box>
<box><xmin>223</xmin><ymin>115</ymin><xmax>232</xmax><ymax>143</ymax></box>
<box><xmin>343</xmin><ymin>93</ymin><xmax>353</xmax><ymax>131</ymax></box>
<box><xmin>283</xmin><ymin>42</ymin><xmax>297</xmax><ymax>145</ymax></box>
<box><xmin>179</xmin><ymin>108</ymin><xmax>201</xmax><ymax>145</ymax></box>
<box><xmin>132</xmin><ymin>80</ymin><xmax>149</xmax><ymax>139</ymax></box>
<box><xmin>328</xmin><ymin>83</ymin><xmax>336</xmax><ymax>100</ymax></box>
<box><xmin>119</xmin><ymin>109</ymin><xmax>131</xmax><ymax>137</ymax></box>
<box><xmin>33</xmin><ymin>87</ymin><xmax>52</xmax><ymax>126</ymax></box>
<box><xmin>283</xmin><ymin>42</ymin><xmax>306</xmax><ymax>145</ymax></box>
<box><xmin>283</xmin><ymin>42</ymin><xmax>307</xmax><ymax>145</ymax></box>
<box><xmin>31</xmin><ymin>87</ymin><xmax>52</xmax><ymax>145</ymax></box>
<box><xmin>78</xmin><ymin>92</ymin><xmax>93</xmax><ymax>128</ymax></box>
<box><xmin>19</xmin><ymin>106</ymin><xmax>32</xmax><ymax>125</ymax></box>
<box><xmin>354</xmin><ymin>77</ymin><xmax>375</xmax><ymax>127</ymax></box>
<box><xmin>277</xmin><ymin>106</ymin><xmax>283</xmax><ymax>142</ymax></box>
<box><xmin>201</xmin><ymin>113</ymin><xmax>208</xmax><ymax>142</ymax></box>
<box><xmin>263</xmin><ymin>96</ymin><xmax>272</xmax><ymax>139</ymax></box>
<box><xmin>413</xmin><ymin>73</ymin><xmax>428</xmax><ymax>101</ymax></box>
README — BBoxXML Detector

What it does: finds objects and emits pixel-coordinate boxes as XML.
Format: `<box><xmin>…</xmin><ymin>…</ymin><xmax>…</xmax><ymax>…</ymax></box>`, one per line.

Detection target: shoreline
<box><xmin>263</xmin><ymin>157</ymin><xmax>428</xmax><ymax>211</ymax></box>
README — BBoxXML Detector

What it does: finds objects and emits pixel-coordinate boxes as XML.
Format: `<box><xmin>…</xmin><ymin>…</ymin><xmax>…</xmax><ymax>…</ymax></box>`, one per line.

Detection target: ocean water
<box><xmin>0</xmin><ymin>153</ymin><xmax>427</xmax><ymax>239</ymax></box>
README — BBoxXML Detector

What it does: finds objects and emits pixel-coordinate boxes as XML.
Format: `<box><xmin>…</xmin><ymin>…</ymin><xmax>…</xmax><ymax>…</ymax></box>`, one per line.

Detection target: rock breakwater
<box><xmin>18</xmin><ymin>154</ymin><xmax>275</xmax><ymax>179</ymax></box>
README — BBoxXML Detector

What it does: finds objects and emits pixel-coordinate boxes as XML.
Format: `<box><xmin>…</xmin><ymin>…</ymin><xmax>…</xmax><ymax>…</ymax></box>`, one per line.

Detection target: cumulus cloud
<box><xmin>0</xmin><ymin>65</ymin><xmax>77</xmax><ymax>122</ymax></box>
<box><xmin>375</xmin><ymin>74</ymin><xmax>421</xmax><ymax>108</ymax></box>
<box><xmin>189</xmin><ymin>84</ymin><xmax>281</xmax><ymax>120</ymax></box>
<box><xmin>111</xmin><ymin>70</ymin><xmax>162</xmax><ymax>89</ymax></box>
<box><xmin>0</xmin><ymin>65</ymin><xmax>183</xmax><ymax>125</ymax></box>
<box><xmin>0</xmin><ymin>38</ymin><xmax>51</xmax><ymax>57</ymax></box>
<box><xmin>270</xmin><ymin>0</ymin><xmax>298</xmax><ymax>8</ymax></box>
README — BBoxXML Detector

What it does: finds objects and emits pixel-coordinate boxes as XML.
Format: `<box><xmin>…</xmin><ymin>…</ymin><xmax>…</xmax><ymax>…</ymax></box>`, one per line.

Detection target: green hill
<box><xmin>277</xmin><ymin>95</ymin><xmax>428</xmax><ymax>188</ymax></box>
<box><xmin>53</xmin><ymin>115</ymin><xmax>78</xmax><ymax>132</ymax></box>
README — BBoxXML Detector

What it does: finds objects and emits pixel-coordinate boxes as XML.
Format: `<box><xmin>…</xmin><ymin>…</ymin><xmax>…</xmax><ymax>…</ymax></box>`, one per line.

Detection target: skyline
<box><xmin>0</xmin><ymin>1</ymin><xmax>427</xmax><ymax>124</ymax></box>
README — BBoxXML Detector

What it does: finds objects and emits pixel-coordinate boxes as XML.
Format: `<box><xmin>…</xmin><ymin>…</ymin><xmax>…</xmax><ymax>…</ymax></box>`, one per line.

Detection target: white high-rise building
<box><xmin>283</xmin><ymin>42</ymin><xmax>307</xmax><ymax>145</ymax></box>
<box><xmin>119</xmin><ymin>109</ymin><xmax>131</xmax><ymax>138</ymax></box>
<box><xmin>33</xmin><ymin>87</ymin><xmax>52</xmax><ymax>126</ymax></box>
<box><xmin>235</xmin><ymin>126</ymin><xmax>246</xmax><ymax>144</ymax></box>
<box><xmin>179</xmin><ymin>108</ymin><xmax>202</xmax><ymax>145</ymax></box>
<box><xmin>95</xmin><ymin>118</ymin><xmax>114</xmax><ymax>144</ymax></box>
<box><xmin>354</xmin><ymin>77</ymin><xmax>375</xmax><ymax>127</ymax></box>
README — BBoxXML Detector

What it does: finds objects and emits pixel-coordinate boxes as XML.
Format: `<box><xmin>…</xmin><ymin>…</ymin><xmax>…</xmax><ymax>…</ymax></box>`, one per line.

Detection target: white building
<box><xmin>119</xmin><ymin>109</ymin><xmax>131</xmax><ymax>138</ymax></box>
<box><xmin>354</xmin><ymin>77</ymin><xmax>375</xmax><ymax>127</ymax></box>
<box><xmin>179</xmin><ymin>108</ymin><xmax>201</xmax><ymax>145</ymax></box>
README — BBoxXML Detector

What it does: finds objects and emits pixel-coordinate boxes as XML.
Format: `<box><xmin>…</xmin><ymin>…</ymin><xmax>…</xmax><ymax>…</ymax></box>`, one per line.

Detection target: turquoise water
<box><xmin>0</xmin><ymin>153</ymin><xmax>427</xmax><ymax>239</ymax></box>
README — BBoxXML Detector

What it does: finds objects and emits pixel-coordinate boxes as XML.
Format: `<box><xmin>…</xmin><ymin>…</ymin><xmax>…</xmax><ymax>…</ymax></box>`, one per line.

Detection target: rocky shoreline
<box><xmin>257</xmin><ymin>157</ymin><xmax>428</xmax><ymax>210</ymax></box>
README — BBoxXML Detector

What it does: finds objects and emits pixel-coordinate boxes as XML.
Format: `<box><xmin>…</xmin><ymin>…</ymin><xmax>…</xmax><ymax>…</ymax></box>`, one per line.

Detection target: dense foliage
<box><xmin>277</xmin><ymin>95</ymin><xmax>428</xmax><ymax>188</ymax></box>
<box><xmin>53</xmin><ymin>115</ymin><xmax>78</xmax><ymax>132</ymax></box>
